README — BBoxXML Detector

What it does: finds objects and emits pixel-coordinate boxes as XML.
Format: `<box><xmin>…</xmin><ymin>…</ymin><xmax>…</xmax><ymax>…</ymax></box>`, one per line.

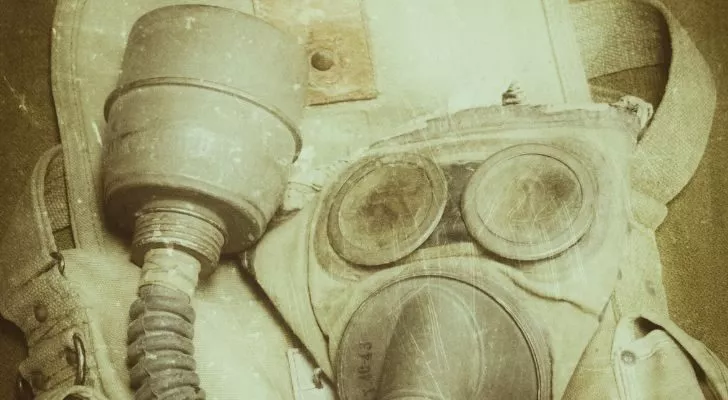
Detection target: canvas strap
<box><xmin>572</xmin><ymin>0</ymin><xmax>716</xmax><ymax>229</ymax></box>
<box><xmin>0</xmin><ymin>147</ymin><xmax>109</xmax><ymax>399</ymax></box>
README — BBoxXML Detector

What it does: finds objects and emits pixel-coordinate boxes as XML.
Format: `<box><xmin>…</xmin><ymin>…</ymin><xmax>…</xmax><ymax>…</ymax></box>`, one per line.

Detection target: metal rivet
<box><xmin>502</xmin><ymin>81</ymin><xmax>526</xmax><ymax>105</ymax></box>
<box><xmin>34</xmin><ymin>303</ymin><xmax>48</xmax><ymax>323</ymax></box>
<box><xmin>312</xmin><ymin>368</ymin><xmax>324</xmax><ymax>389</ymax></box>
<box><xmin>611</xmin><ymin>95</ymin><xmax>654</xmax><ymax>131</ymax></box>
<box><xmin>620</xmin><ymin>350</ymin><xmax>636</xmax><ymax>365</ymax></box>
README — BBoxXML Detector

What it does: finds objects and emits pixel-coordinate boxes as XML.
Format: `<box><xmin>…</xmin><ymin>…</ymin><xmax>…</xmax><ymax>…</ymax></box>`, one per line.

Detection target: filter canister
<box><xmin>104</xmin><ymin>5</ymin><xmax>308</xmax><ymax>253</ymax></box>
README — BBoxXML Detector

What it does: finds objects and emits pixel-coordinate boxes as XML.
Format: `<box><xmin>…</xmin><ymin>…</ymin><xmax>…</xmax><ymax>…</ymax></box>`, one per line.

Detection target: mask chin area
<box><xmin>335</xmin><ymin>276</ymin><xmax>551</xmax><ymax>400</ymax></box>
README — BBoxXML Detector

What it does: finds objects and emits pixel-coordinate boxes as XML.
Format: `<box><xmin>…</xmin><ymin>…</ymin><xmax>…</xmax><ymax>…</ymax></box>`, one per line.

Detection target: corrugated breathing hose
<box><xmin>122</xmin><ymin>208</ymin><xmax>225</xmax><ymax>400</ymax></box>
<box><xmin>128</xmin><ymin>283</ymin><xmax>200</xmax><ymax>399</ymax></box>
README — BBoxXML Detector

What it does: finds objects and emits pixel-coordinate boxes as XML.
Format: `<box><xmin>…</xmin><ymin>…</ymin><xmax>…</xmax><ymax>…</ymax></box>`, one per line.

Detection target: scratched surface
<box><xmin>0</xmin><ymin>1</ymin><xmax>728</xmax><ymax>399</ymax></box>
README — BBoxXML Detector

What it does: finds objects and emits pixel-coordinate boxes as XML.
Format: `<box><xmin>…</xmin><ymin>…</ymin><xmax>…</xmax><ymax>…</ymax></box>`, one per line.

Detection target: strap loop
<box><xmin>573</xmin><ymin>0</ymin><xmax>717</xmax><ymax>208</ymax></box>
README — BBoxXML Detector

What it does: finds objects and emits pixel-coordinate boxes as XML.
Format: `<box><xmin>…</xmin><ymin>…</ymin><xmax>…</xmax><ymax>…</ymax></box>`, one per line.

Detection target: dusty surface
<box><xmin>0</xmin><ymin>0</ymin><xmax>726</xmax><ymax>398</ymax></box>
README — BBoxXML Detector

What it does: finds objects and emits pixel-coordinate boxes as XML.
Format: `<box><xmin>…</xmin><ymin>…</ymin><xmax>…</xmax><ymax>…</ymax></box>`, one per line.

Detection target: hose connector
<box><xmin>127</xmin><ymin>203</ymin><xmax>225</xmax><ymax>400</ymax></box>
<box><xmin>131</xmin><ymin>201</ymin><xmax>226</xmax><ymax>277</ymax></box>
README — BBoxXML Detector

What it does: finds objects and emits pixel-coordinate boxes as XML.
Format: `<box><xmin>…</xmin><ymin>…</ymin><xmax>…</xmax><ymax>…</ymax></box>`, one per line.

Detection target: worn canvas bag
<box><xmin>1</xmin><ymin>0</ymin><xmax>726</xmax><ymax>399</ymax></box>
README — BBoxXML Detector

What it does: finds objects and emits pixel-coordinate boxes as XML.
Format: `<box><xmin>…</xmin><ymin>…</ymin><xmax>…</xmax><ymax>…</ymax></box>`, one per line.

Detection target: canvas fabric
<box><xmin>564</xmin><ymin>1</ymin><xmax>728</xmax><ymax>398</ymax></box>
<box><xmin>0</xmin><ymin>0</ymin><xmax>726</xmax><ymax>399</ymax></box>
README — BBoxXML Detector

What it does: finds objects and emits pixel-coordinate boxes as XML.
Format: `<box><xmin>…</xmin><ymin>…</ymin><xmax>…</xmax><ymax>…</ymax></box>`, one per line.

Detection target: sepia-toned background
<box><xmin>0</xmin><ymin>0</ymin><xmax>726</xmax><ymax>398</ymax></box>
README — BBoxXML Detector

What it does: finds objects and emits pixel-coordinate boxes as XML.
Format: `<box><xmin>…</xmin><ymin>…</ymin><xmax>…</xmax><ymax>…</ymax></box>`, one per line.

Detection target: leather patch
<box><xmin>253</xmin><ymin>0</ymin><xmax>377</xmax><ymax>106</ymax></box>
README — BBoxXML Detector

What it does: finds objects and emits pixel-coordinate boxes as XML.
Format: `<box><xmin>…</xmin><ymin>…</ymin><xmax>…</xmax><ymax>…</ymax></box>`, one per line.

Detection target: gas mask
<box><xmin>1</xmin><ymin>0</ymin><xmax>727</xmax><ymax>399</ymax></box>
<box><xmin>248</xmin><ymin>101</ymin><xmax>641</xmax><ymax>399</ymax></box>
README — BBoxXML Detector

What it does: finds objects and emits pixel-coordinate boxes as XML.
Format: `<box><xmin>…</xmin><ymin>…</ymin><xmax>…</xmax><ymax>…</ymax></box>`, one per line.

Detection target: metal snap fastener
<box><xmin>34</xmin><ymin>303</ymin><xmax>48</xmax><ymax>323</ymax></box>
<box><xmin>620</xmin><ymin>350</ymin><xmax>637</xmax><ymax>365</ymax></box>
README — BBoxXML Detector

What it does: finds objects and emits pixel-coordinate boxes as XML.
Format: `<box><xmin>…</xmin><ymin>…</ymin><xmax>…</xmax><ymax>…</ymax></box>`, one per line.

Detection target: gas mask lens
<box><xmin>327</xmin><ymin>153</ymin><xmax>448</xmax><ymax>266</ymax></box>
<box><xmin>462</xmin><ymin>144</ymin><xmax>597</xmax><ymax>261</ymax></box>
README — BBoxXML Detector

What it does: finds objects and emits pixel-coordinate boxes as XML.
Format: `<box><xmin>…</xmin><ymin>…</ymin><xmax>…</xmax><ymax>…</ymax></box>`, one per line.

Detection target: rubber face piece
<box><xmin>327</xmin><ymin>153</ymin><xmax>448</xmax><ymax>266</ymax></box>
<box><xmin>461</xmin><ymin>144</ymin><xmax>596</xmax><ymax>261</ymax></box>
<box><xmin>335</xmin><ymin>276</ymin><xmax>550</xmax><ymax>400</ymax></box>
